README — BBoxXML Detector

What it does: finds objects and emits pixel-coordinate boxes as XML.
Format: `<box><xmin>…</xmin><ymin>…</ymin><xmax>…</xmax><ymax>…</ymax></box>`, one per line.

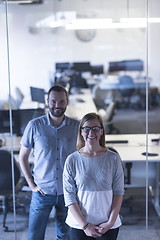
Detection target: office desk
<box><xmin>2</xmin><ymin>133</ymin><xmax>159</xmax><ymax>162</ymax></box>
<box><xmin>1</xmin><ymin>133</ymin><xmax>160</xmax><ymax>216</ymax></box>
<box><xmin>0</xmin><ymin>135</ymin><xmax>34</xmax><ymax>163</ymax></box>
<box><xmin>106</xmin><ymin>134</ymin><xmax>160</xmax><ymax>216</ymax></box>
<box><xmin>0</xmin><ymin>135</ymin><xmax>20</xmax><ymax>152</ymax></box>
<box><xmin>105</xmin><ymin>133</ymin><xmax>160</xmax><ymax>148</ymax></box>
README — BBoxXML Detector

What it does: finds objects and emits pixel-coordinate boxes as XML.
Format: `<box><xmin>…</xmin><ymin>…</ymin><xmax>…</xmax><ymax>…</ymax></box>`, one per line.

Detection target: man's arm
<box><xmin>19</xmin><ymin>146</ymin><xmax>44</xmax><ymax>195</ymax></box>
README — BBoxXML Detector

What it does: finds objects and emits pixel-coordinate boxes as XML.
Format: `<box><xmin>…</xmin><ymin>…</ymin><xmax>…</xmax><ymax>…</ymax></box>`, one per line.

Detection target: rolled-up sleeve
<box><xmin>63</xmin><ymin>155</ymin><xmax>78</xmax><ymax>206</ymax></box>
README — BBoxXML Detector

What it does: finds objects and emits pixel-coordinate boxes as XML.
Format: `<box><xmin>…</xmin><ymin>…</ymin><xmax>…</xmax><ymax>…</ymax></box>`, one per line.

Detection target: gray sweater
<box><xmin>63</xmin><ymin>149</ymin><xmax>124</xmax><ymax>229</ymax></box>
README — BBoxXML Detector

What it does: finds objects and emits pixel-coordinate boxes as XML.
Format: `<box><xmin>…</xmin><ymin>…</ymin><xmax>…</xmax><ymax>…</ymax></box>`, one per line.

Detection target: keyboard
<box><xmin>106</xmin><ymin>140</ymin><xmax>128</xmax><ymax>144</ymax></box>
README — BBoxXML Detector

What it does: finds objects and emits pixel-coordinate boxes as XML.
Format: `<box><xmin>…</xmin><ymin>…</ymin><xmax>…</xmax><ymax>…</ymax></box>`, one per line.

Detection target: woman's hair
<box><xmin>76</xmin><ymin>112</ymin><xmax>106</xmax><ymax>150</ymax></box>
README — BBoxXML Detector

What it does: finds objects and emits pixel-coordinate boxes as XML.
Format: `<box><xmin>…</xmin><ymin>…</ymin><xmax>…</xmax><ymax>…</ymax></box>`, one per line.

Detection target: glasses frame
<box><xmin>81</xmin><ymin>126</ymin><xmax>102</xmax><ymax>133</ymax></box>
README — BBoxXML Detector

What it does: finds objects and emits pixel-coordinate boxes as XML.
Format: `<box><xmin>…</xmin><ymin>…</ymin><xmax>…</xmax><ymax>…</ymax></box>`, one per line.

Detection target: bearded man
<box><xmin>19</xmin><ymin>85</ymin><xmax>79</xmax><ymax>240</ymax></box>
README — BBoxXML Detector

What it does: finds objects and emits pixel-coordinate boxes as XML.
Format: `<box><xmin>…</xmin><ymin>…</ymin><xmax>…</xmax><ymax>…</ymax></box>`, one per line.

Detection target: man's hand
<box><xmin>31</xmin><ymin>185</ymin><xmax>45</xmax><ymax>196</ymax></box>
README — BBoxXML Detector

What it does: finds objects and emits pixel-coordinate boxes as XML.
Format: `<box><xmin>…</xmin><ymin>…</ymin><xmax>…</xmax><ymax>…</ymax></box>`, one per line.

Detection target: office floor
<box><xmin>0</xmin><ymin>188</ymin><xmax>160</xmax><ymax>240</ymax></box>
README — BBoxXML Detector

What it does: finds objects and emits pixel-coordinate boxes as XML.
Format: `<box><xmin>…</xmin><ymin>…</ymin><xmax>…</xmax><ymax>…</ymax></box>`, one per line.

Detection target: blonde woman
<box><xmin>63</xmin><ymin>112</ymin><xmax>124</xmax><ymax>240</ymax></box>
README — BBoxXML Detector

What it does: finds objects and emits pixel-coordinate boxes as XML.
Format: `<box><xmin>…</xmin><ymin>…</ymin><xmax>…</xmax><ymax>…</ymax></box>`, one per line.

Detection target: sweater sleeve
<box><xmin>112</xmin><ymin>154</ymin><xmax>125</xmax><ymax>196</ymax></box>
<box><xmin>63</xmin><ymin>153</ymin><xmax>78</xmax><ymax>207</ymax></box>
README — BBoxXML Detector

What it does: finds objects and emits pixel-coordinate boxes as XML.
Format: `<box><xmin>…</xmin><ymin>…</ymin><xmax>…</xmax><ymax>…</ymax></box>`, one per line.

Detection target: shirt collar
<box><xmin>46</xmin><ymin>112</ymin><xmax>67</xmax><ymax>128</ymax></box>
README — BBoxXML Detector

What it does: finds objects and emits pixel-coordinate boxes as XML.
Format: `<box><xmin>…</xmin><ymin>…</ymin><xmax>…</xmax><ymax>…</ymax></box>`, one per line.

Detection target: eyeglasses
<box><xmin>81</xmin><ymin>126</ymin><xmax>102</xmax><ymax>133</ymax></box>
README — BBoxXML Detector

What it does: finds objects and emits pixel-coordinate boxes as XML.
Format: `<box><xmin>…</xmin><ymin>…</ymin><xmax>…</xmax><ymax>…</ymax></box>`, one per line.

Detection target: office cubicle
<box><xmin>1</xmin><ymin>0</ymin><xmax>160</xmax><ymax>238</ymax></box>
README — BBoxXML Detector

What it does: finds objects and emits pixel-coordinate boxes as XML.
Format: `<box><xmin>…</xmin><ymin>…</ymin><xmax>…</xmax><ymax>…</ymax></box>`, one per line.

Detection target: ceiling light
<box><xmin>32</xmin><ymin>15</ymin><xmax>160</xmax><ymax>32</ymax></box>
<box><xmin>120</xmin><ymin>17</ymin><xmax>160</xmax><ymax>24</ymax></box>
<box><xmin>65</xmin><ymin>18</ymin><xmax>113</xmax><ymax>30</ymax></box>
<box><xmin>36</xmin><ymin>16</ymin><xmax>63</xmax><ymax>28</ymax></box>
<box><xmin>0</xmin><ymin>0</ymin><xmax>42</xmax><ymax>4</ymax></box>
<box><xmin>148</xmin><ymin>18</ymin><xmax>160</xmax><ymax>23</ymax></box>
<box><xmin>66</xmin><ymin>18</ymin><xmax>147</xmax><ymax>30</ymax></box>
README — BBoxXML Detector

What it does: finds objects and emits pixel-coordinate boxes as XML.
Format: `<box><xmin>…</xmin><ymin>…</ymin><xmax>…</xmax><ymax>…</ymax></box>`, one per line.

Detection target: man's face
<box><xmin>47</xmin><ymin>91</ymin><xmax>68</xmax><ymax>118</ymax></box>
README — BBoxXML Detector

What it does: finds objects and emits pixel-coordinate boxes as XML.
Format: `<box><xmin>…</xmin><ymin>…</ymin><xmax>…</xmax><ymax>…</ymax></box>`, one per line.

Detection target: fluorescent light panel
<box><xmin>120</xmin><ymin>17</ymin><xmax>160</xmax><ymax>23</ymax></box>
<box><xmin>66</xmin><ymin>18</ymin><xmax>147</xmax><ymax>29</ymax></box>
<box><xmin>65</xmin><ymin>18</ymin><xmax>112</xmax><ymax>29</ymax></box>
<box><xmin>34</xmin><ymin>16</ymin><xmax>160</xmax><ymax>30</ymax></box>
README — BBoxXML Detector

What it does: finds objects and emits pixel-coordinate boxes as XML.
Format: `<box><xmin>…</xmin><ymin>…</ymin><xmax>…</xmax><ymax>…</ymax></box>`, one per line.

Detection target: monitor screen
<box><xmin>30</xmin><ymin>86</ymin><xmax>45</xmax><ymax>104</ymax></box>
<box><xmin>108</xmin><ymin>59</ymin><xmax>144</xmax><ymax>72</ymax></box>
<box><xmin>108</xmin><ymin>61</ymin><xmax>125</xmax><ymax>72</ymax></box>
<box><xmin>122</xmin><ymin>59</ymin><xmax>144</xmax><ymax>71</ymax></box>
<box><xmin>55</xmin><ymin>62</ymin><xmax>72</xmax><ymax>72</ymax></box>
<box><xmin>91</xmin><ymin>64</ymin><xmax>104</xmax><ymax>75</ymax></box>
<box><xmin>72</xmin><ymin>62</ymin><xmax>91</xmax><ymax>72</ymax></box>
<box><xmin>0</xmin><ymin>108</ymin><xmax>45</xmax><ymax>136</ymax></box>
<box><xmin>0</xmin><ymin>110</ymin><xmax>21</xmax><ymax>135</ymax></box>
<box><xmin>19</xmin><ymin>108</ymin><xmax>45</xmax><ymax>135</ymax></box>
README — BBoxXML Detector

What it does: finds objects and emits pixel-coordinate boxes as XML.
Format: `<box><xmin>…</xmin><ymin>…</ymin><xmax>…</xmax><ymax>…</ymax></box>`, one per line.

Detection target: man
<box><xmin>19</xmin><ymin>85</ymin><xmax>79</xmax><ymax>240</ymax></box>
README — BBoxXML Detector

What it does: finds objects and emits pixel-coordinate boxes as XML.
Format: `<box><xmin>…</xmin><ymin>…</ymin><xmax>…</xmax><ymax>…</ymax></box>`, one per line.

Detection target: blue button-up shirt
<box><xmin>20</xmin><ymin>113</ymin><xmax>79</xmax><ymax>195</ymax></box>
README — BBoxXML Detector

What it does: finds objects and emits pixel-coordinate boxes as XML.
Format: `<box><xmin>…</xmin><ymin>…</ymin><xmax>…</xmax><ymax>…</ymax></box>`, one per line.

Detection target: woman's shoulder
<box><xmin>65</xmin><ymin>151</ymin><xmax>81</xmax><ymax>171</ymax></box>
<box><xmin>66</xmin><ymin>150</ymin><xmax>79</xmax><ymax>161</ymax></box>
<box><xmin>106</xmin><ymin>148</ymin><xmax>122</xmax><ymax>165</ymax></box>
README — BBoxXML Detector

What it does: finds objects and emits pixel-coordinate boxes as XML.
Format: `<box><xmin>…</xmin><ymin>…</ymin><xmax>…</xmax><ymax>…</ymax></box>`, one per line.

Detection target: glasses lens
<box><xmin>82</xmin><ymin>126</ymin><xmax>101</xmax><ymax>133</ymax></box>
<box><xmin>82</xmin><ymin>127</ymin><xmax>90</xmax><ymax>133</ymax></box>
<box><xmin>92</xmin><ymin>126</ymin><xmax>101</xmax><ymax>132</ymax></box>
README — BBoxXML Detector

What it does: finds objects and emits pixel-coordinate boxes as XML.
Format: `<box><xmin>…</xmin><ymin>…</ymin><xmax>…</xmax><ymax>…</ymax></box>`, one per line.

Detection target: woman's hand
<box><xmin>97</xmin><ymin>222</ymin><xmax>112</xmax><ymax>234</ymax></box>
<box><xmin>84</xmin><ymin>223</ymin><xmax>102</xmax><ymax>237</ymax></box>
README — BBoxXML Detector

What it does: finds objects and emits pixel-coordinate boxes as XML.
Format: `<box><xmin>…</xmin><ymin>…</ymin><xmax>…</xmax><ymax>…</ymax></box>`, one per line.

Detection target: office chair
<box><xmin>118</xmin><ymin>75</ymin><xmax>134</xmax><ymax>108</ymax></box>
<box><xmin>0</xmin><ymin>150</ymin><xmax>21</xmax><ymax>231</ymax></box>
<box><xmin>107</xmin><ymin>147</ymin><xmax>132</xmax><ymax>184</ymax></box>
<box><xmin>15</xmin><ymin>87</ymin><xmax>24</xmax><ymax>108</ymax></box>
<box><xmin>92</xmin><ymin>85</ymin><xmax>111</xmax><ymax>110</ymax></box>
<box><xmin>107</xmin><ymin>147</ymin><xmax>133</xmax><ymax>213</ymax></box>
<box><xmin>98</xmin><ymin>102</ymin><xmax>120</xmax><ymax>134</ymax></box>
<box><xmin>107</xmin><ymin>146</ymin><xmax>126</xmax><ymax>178</ymax></box>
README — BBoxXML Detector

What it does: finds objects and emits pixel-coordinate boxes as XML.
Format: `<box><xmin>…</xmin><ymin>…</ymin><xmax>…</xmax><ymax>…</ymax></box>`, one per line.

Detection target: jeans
<box><xmin>70</xmin><ymin>227</ymin><xmax>119</xmax><ymax>240</ymax></box>
<box><xmin>28</xmin><ymin>192</ymin><xmax>69</xmax><ymax>240</ymax></box>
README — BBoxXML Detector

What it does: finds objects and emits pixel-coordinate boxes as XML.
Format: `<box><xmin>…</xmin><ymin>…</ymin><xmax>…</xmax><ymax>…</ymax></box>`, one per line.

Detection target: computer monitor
<box><xmin>0</xmin><ymin>110</ymin><xmax>21</xmax><ymax>135</ymax></box>
<box><xmin>19</xmin><ymin>108</ymin><xmax>45</xmax><ymax>135</ymax></box>
<box><xmin>0</xmin><ymin>108</ymin><xmax>45</xmax><ymax>136</ymax></box>
<box><xmin>91</xmin><ymin>64</ymin><xmax>104</xmax><ymax>75</ymax></box>
<box><xmin>30</xmin><ymin>86</ymin><xmax>45</xmax><ymax>104</ymax></box>
<box><xmin>108</xmin><ymin>59</ymin><xmax>144</xmax><ymax>72</ymax></box>
<box><xmin>108</xmin><ymin>61</ymin><xmax>125</xmax><ymax>72</ymax></box>
<box><xmin>55</xmin><ymin>62</ymin><xmax>72</xmax><ymax>72</ymax></box>
<box><xmin>122</xmin><ymin>59</ymin><xmax>144</xmax><ymax>71</ymax></box>
<box><xmin>72</xmin><ymin>62</ymin><xmax>91</xmax><ymax>72</ymax></box>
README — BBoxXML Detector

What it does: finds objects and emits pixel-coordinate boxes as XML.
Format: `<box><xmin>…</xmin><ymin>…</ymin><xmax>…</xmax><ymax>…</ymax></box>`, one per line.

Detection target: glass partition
<box><xmin>0</xmin><ymin>0</ymin><xmax>160</xmax><ymax>239</ymax></box>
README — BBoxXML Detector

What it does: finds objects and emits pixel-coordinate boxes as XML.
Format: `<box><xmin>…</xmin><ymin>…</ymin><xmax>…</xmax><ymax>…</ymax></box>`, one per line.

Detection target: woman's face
<box><xmin>81</xmin><ymin>119</ymin><xmax>103</xmax><ymax>145</ymax></box>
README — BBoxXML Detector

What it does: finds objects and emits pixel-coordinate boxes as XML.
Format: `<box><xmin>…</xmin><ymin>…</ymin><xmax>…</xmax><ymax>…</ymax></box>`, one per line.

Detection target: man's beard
<box><xmin>49</xmin><ymin>107</ymin><xmax>66</xmax><ymax>118</ymax></box>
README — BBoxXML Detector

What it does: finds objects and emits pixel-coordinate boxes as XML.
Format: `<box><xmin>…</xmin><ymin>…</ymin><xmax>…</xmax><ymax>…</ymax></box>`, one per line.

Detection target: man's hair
<box><xmin>47</xmin><ymin>85</ymin><xmax>68</xmax><ymax>99</ymax></box>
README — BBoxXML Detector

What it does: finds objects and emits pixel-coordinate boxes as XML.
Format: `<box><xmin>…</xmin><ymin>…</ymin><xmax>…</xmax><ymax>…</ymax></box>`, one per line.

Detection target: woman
<box><xmin>63</xmin><ymin>112</ymin><xmax>124</xmax><ymax>240</ymax></box>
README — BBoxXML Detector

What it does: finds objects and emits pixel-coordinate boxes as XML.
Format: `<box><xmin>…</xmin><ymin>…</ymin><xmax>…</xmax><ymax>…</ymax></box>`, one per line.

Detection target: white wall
<box><xmin>0</xmin><ymin>0</ymin><xmax>160</xmax><ymax>100</ymax></box>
